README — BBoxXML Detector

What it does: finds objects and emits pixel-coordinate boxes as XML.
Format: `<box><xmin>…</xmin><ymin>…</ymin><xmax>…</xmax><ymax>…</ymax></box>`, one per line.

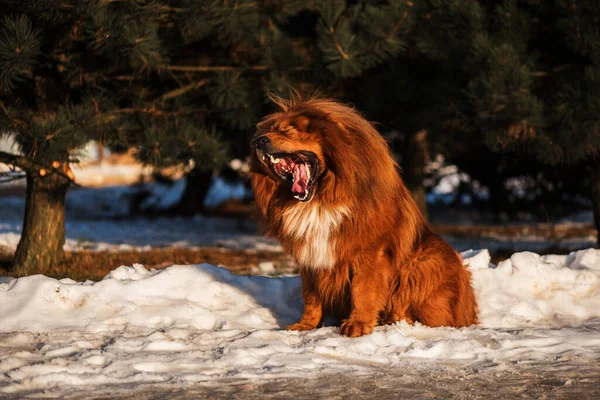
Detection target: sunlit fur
<box><xmin>282</xmin><ymin>204</ymin><xmax>350</xmax><ymax>268</ymax></box>
<box><xmin>250</xmin><ymin>95</ymin><xmax>478</xmax><ymax>337</ymax></box>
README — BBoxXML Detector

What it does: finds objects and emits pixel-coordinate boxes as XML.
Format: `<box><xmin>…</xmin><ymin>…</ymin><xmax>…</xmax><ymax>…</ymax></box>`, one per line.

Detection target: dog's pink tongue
<box><xmin>291</xmin><ymin>163</ymin><xmax>307</xmax><ymax>194</ymax></box>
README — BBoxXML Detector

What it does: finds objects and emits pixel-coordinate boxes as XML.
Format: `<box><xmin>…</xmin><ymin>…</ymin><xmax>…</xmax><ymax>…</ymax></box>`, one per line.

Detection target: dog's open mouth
<box><xmin>256</xmin><ymin>149</ymin><xmax>319</xmax><ymax>201</ymax></box>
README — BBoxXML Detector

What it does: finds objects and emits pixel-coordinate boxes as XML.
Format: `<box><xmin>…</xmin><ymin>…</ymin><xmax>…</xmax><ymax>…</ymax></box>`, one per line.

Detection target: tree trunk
<box><xmin>174</xmin><ymin>168</ymin><xmax>213</xmax><ymax>215</ymax></box>
<box><xmin>590</xmin><ymin>159</ymin><xmax>600</xmax><ymax>247</ymax></box>
<box><xmin>404</xmin><ymin>129</ymin><xmax>429</xmax><ymax>220</ymax></box>
<box><xmin>13</xmin><ymin>170</ymin><xmax>69</xmax><ymax>276</ymax></box>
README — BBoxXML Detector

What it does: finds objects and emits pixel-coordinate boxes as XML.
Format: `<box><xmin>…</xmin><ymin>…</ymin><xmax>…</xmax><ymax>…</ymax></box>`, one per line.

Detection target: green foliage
<box><xmin>413</xmin><ymin>0</ymin><xmax>600</xmax><ymax>169</ymax></box>
<box><xmin>316</xmin><ymin>0</ymin><xmax>413</xmax><ymax>77</ymax></box>
<box><xmin>209</xmin><ymin>0</ymin><xmax>260</xmax><ymax>43</ymax></box>
<box><xmin>0</xmin><ymin>15</ymin><xmax>41</xmax><ymax>91</ymax></box>
<box><xmin>19</xmin><ymin>102</ymin><xmax>97</xmax><ymax>164</ymax></box>
<box><xmin>413</xmin><ymin>0</ymin><xmax>484</xmax><ymax>61</ymax></box>
<box><xmin>550</xmin><ymin>0</ymin><xmax>600</xmax><ymax>164</ymax></box>
<box><xmin>267</xmin><ymin>0</ymin><xmax>307</xmax><ymax>24</ymax></box>
<box><xmin>2</xmin><ymin>0</ymin><xmax>596</xmax><ymax>188</ymax></box>
<box><xmin>83</xmin><ymin>0</ymin><xmax>166</xmax><ymax>73</ymax></box>
<box><xmin>0</xmin><ymin>0</ymin><xmax>433</xmax><ymax>175</ymax></box>
<box><xmin>466</xmin><ymin>41</ymin><xmax>545</xmax><ymax>153</ymax></box>
<box><xmin>133</xmin><ymin>122</ymin><xmax>226</xmax><ymax>171</ymax></box>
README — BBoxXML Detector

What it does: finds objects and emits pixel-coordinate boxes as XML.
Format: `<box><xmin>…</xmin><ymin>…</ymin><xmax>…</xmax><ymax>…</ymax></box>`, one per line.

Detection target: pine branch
<box><xmin>0</xmin><ymin>100</ymin><xmax>27</xmax><ymax>128</ymax></box>
<box><xmin>529</xmin><ymin>64</ymin><xmax>572</xmax><ymax>77</ymax></box>
<box><xmin>162</xmin><ymin>65</ymin><xmax>308</xmax><ymax>73</ymax></box>
<box><xmin>326</xmin><ymin>10</ymin><xmax>409</xmax><ymax>62</ymax></box>
<box><xmin>162</xmin><ymin>65</ymin><xmax>268</xmax><ymax>72</ymax></box>
<box><xmin>0</xmin><ymin>151</ymin><xmax>78</xmax><ymax>186</ymax></box>
<box><xmin>96</xmin><ymin>106</ymin><xmax>203</xmax><ymax>123</ymax></box>
<box><xmin>353</xmin><ymin>11</ymin><xmax>409</xmax><ymax>57</ymax></box>
<box><xmin>160</xmin><ymin>79</ymin><xmax>208</xmax><ymax>102</ymax></box>
<box><xmin>329</xmin><ymin>25</ymin><xmax>350</xmax><ymax>60</ymax></box>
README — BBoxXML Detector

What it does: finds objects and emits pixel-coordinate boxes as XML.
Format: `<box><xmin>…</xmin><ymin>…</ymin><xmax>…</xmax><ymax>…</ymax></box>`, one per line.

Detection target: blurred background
<box><xmin>0</xmin><ymin>0</ymin><xmax>597</xmax><ymax>280</ymax></box>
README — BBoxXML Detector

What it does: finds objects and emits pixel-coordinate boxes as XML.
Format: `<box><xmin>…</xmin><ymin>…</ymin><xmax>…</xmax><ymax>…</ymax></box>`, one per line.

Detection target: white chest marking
<box><xmin>282</xmin><ymin>205</ymin><xmax>349</xmax><ymax>269</ymax></box>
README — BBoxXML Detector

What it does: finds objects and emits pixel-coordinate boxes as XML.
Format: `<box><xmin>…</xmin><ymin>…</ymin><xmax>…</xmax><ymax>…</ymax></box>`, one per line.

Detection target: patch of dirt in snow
<box><xmin>0</xmin><ymin>247</ymin><xmax>296</xmax><ymax>281</ymax></box>
<box><xmin>157</xmin><ymin>363</ymin><xmax>600</xmax><ymax>400</ymax></box>
<box><xmin>2</xmin><ymin>362</ymin><xmax>599</xmax><ymax>399</ymax></box>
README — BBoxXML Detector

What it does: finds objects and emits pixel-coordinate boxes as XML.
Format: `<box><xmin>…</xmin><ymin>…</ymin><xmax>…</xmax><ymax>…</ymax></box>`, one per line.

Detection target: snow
<box><xmin>425</xmin><ymin>154</ymin><xmax>490</xmax><ymax>205</ymax></box>
<box><xmin>204</xmin><ymin>177</ymin><xmax>250</xmax><ymax>208</ymax></box>
<box><xmin>464</xmin><ymin>249</ymin><xmax>600</xmax><ymax>326</ymax></box>
<box><xmin>561</xmin><ymin>210</ymin><xmax>593</xmax><ymax>224</ymax></box>
<box><xmin>140</xmin><ymin>178</ymin><xmax>187</xmax><ymax>210</ymax></box>
<box><xmin>3</xmin><ymin>215</ymin><xmax>593</xmax><ymax>254</ymax></box>
<box><xmin>1</xmin><ymin>249</ymin><xmax>600</xmax><ymax>397</ymax></box>
<box><xmin>0</xmin><ymin>180</ymin><xmax>593</xmax><ymax>252</ymax></box>
<box><xmin>0</xmin><ymin>216</ymin><xmax>277</xmax><ymax>253</ymax></box>
<box><xmin>0</xmin><ymin>176</ymin><xmax>268</xmax><ymax>252</ymax></box>
<box><xmin>141</xmin><ymin>176</ymin><xmax>251</xmax><ymax>211</ymax></box>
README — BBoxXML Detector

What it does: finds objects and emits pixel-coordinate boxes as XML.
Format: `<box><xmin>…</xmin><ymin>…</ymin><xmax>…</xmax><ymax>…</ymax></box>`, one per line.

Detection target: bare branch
<box><xmin>162</xmin><ymin>65</ymin><xmax>268</xmax><ymax>72</ymax></box>
<box><xmin>0</xmin><ymin>100</ymin><xmax>28</xmax><ymax>129</ymax></box>
<box><xmin>529</xmin><ymin>64</ymin><xmax>572</xmax><ymax>77</ymax></box>
<box><xmin>0</xmin><ymin>151</ymin><xmax>79</xmax><ymax>186</ymax></box>
<box><xmin>161</xmin><ymin>79</ymin><xmax>208</xmax><ymax>102</ymax></box>
<box><xmin>329</xmin><ymin>26</ymin><xmax>350</xmax><ymax>60</ymax></box>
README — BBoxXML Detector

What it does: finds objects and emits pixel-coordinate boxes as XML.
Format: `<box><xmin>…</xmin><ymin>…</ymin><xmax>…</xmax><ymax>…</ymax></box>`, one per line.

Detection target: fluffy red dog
<box><xmin>250</xmin><ymin>96</ymin><xmax>478</xmax><ymax>337</ymax></box>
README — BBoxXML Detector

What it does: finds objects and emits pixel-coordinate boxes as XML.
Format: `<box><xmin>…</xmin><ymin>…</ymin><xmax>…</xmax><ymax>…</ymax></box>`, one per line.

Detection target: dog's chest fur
<box><xmin>281</xmin><ymin>204</ymin><xmax>349</xmax><ymax>269</ymax></box>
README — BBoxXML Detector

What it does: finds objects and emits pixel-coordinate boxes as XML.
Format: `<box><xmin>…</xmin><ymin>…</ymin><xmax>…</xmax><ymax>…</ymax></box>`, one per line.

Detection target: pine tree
<box><xmin>0</xmin><ymin>0</ymin><xmax>230</xmax><ymax>274</ymax></box>
<box><xmin>0</xmin><ymin>0</ymin><xmax>419</xmax><ymax>274</ymax></box>
<box><xmin>0</xmin><ymin>5</ymin><xmax>107</xmax><ymax>274</ymax></box>
<box><xmin>10</xmin><ymin>0</ymin><xmax>597</xmax><ymax>276</ymax></box>
<box><xmin>427</xmin><ymin>1</ymin><xmax>600</xmax><ymax>239</ymax></box>
<box><xmin>548</xmin><ymin>0</ymin><xmax>600</xmax><ymax>242</ymax></box>
<box><xmin>338</xmin><ymin>0</ymin><xmax>484</xmax><ymax>217</ymax></box>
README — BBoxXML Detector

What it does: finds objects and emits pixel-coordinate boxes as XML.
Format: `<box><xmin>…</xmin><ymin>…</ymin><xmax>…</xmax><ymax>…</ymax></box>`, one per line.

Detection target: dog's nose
<box><xmin>253</xmin><ymin>135</ymin><xmax>270</xmax><ymax>148</ymax></box>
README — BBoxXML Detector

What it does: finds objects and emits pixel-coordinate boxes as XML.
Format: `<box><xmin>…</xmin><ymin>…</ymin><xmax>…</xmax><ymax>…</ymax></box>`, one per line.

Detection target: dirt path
<box><xmin>4</xmin><ymin>360</ymin><xmax>598</xmax><ymax>399</ymax></box>
<box><xmin>0</xmin><ymin>246</ymin><xmax>296</xmax><ymax>280</ymax></box>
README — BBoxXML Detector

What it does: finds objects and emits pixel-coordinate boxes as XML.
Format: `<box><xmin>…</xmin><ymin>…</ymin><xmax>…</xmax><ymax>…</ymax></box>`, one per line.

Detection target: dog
<box><xmin>249</xmin><ymin>95</ymin><xmax>478</xmax><ymax>337</ymax></box>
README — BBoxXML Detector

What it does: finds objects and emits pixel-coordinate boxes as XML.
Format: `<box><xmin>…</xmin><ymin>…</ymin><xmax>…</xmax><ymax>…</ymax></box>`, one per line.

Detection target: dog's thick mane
<box><xmin>253</xmin><ymin>95</ymin><xmax>424</xmax><ymax>265</ymax></box>
<box><xmin>257</xmin><ymin>95</ymin><xmax>398</xmax><ymax>200</ymax></box>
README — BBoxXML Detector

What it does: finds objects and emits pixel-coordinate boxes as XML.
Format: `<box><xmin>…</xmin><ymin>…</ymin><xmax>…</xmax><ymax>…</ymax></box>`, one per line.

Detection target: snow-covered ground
<box><xmin>0</xmin><ymin>176</ymin><xmax>270</xmax><ymax>253</ymax></box>
<box><xmin>1</xmin><ymin>249</ymin><xmax>600</xmax><ymax>398</ymax></box>
<box><xmin>0</xmin><ymin>181</ymin><xmax>594</xmax><ymax>254</ymax></box>
<box><xmin>1</xmin><ymin>212</ymin><xmax>594</xmax><ymax>255</ymax></box>
<box><xmin>0</xmin><ymin>215</ymin><xmax>278</xmax><ymax>253</ymax></box>
<box><xmin>1</xmin><ymin>159</ymin><xmax>594</xmax><ymax>255</ymax></box>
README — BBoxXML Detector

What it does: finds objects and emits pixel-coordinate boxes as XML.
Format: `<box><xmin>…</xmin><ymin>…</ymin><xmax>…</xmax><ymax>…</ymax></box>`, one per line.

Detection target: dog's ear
<box><xmin>294</xmin><ymin>116</ymin><xmax>311</xmax><ymax>133</ymax></box>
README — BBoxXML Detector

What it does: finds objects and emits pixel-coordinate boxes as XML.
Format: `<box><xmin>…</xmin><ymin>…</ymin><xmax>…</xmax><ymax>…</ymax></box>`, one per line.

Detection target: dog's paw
<box><xmin>285</xmin><ymin>323</ymin><xmax>316</xmax><ymax>332</ymax></box>
<box><xmin>339</xmin><ymin>320</ymin><xmax>374</xmax><ymax>337</ymax></box>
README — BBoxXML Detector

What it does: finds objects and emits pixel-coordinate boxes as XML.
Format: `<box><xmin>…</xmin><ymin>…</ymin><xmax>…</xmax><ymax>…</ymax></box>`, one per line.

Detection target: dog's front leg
<box><xmin>286</xmin><ymin>269</ymin><xmax>323</xmax><ymax>331</ymax></box>
<box><xmin>340</xmin><ymin>255</ymin><xmax>390</xmax><ymax>337</ymax></box>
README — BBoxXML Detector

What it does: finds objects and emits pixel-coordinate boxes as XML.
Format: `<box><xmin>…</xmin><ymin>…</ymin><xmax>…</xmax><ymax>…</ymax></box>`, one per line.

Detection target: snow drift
<box><xmin>1</xmin><ymin>249</ymin><xmax>600</xmax><ymax>396</ymax></box>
